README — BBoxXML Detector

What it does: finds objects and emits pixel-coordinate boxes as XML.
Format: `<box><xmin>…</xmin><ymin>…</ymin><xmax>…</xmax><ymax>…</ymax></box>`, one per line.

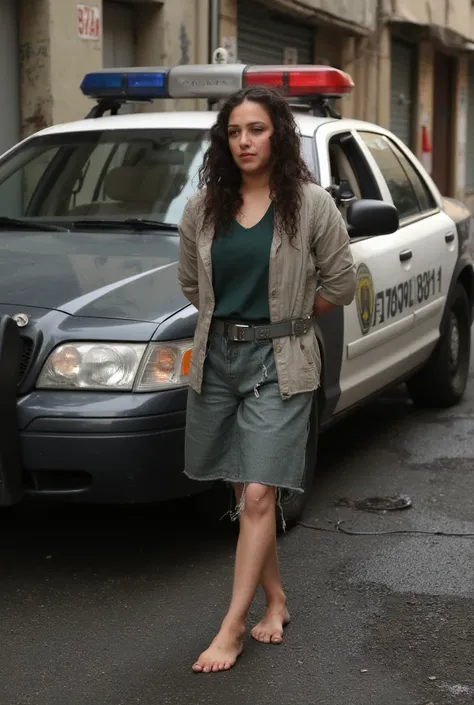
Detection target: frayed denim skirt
<box><xmin>184</xmin><ymin>331</ymin><xmax>313</xmax><ymax>494</ymax></box>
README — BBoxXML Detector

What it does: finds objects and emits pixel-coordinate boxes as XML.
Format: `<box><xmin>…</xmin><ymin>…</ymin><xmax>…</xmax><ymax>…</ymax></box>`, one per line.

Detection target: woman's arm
<box><xmin>310</xmin><ymin>189</ymin><xmax>356</xmax><ymax>318</ymax></box>
<box><xmin>177</xmin><ymin>200</ymin><xmax>200</xmax><ymax>310</ymax></box>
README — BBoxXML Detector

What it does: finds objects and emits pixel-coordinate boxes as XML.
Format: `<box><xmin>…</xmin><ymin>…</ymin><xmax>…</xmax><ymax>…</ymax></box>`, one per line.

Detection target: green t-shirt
<box><xmin>211</xmin><ymin>203</ymin><xmax>274</xmax><ymax>322</ymax></box>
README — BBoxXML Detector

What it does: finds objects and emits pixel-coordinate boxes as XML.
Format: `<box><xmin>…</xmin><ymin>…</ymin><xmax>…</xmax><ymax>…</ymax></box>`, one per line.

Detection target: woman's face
<box><xmin>227</xmin><ymin>99</ymin><xmax>274</xmax><ymax>176</ymax></box>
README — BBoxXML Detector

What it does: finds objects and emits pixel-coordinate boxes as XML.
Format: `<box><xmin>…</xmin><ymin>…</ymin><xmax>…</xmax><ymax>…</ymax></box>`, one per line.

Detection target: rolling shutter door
<box><xmin>237</xmin><ymin>1</ymin><xmax>314</xmax><ymax>66</ymax></box>
<box><xmin>390</xmin><ymin>39</ymin><xmax>416</xmax><ymax>148</ymax></box>
<box><xmin>466</xmin><ymin>61</ymin><xmax>474</xmax><ymax>192</ymax></box>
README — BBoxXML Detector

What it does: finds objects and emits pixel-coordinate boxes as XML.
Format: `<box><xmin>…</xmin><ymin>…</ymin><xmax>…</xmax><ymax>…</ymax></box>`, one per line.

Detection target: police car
<box><xmin>0</xmin><ymin>60</ymin><xmax>472</xmax><ymax>526</ymax></box>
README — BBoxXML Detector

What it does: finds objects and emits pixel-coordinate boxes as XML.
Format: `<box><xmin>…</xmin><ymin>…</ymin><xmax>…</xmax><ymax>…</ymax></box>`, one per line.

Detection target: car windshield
<box><xmin>0</xmin><ymin>129</ymin><xmax>209</xmax><ymax>228</ymax></box>
<box><xmin>0</xmin><ymin>127</ymin><xmax>318</xmax><ymax>229</ymax></box>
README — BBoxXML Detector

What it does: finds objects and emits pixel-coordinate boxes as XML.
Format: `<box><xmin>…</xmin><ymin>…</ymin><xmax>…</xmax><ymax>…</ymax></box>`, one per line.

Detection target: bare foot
<box><xmin>192</xmin><ymin>628</ymin><xmax>244</xmax><ymax>673</ymax></box>
<box><xmin>251</xmin><ymin>604</ymin><xmax>290</xmax><ymax>645</ymax></box>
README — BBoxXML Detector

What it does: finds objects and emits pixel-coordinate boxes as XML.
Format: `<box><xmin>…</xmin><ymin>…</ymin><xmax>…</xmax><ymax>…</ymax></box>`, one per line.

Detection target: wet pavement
<box><xmin>1</xmin><ymin>333</ymin><xmax>474</xmax><ymax>705</ymax></box>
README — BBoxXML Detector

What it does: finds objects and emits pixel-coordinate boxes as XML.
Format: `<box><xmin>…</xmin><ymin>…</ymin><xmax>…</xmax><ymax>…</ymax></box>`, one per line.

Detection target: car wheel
<box><xmin>406</xmin><ymin>283</ymin><xmax>471</xmax><ymax>408</ymax></box>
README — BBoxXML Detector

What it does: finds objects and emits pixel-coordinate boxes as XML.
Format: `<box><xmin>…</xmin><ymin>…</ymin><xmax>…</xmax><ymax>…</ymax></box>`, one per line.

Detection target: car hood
<box><xmin>0</xmin><ymin>229</ymin><xmax>190</xmax><ymax>323</ymax></box>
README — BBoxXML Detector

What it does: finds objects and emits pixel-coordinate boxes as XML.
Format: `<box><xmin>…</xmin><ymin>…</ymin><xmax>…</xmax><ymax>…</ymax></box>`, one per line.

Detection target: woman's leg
<box><xmin>250</xmin><ymin>525</ymin><xmax>290</xmax><ymax>643</ymax></box>
<box><xmin>192</xmin><ymin>482</ymin><xmax>277</xmax><ymax>673</ymax></box>
<box><xmin>234</xmin><ymin>484</ymin><xmax>289</xmax><ymax>644</ymax></box>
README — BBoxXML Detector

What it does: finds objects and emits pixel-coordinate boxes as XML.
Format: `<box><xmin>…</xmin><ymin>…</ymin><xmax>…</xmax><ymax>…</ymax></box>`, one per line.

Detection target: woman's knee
<box><xmin>242</xmin><ymin>483</ymin><xmax>275</xmax><ymax>519</ymax></box>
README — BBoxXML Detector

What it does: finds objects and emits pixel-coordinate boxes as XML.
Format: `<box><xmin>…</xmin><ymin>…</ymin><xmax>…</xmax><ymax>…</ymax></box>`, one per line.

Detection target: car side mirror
<box><xmin>346</xmin><ymin>199</ymin><xmax>399</xmax><ymax>238</ymax></box>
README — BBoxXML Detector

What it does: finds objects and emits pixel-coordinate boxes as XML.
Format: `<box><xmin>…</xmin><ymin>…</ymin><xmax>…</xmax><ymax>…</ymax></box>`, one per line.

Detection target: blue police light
<box><xmin>80</xmin><ymin>70</ymin><xmax>169</xmax><ymax>99</ymax></box>
<box><xmin>127</xmin><ymin>72</ymin><xmax>167</xmax><ymax>96</ymax></box>
<box><xmin>81</xmin><ymin>72</ymin><xmax>123</xmax><ymax>95</ymax></box>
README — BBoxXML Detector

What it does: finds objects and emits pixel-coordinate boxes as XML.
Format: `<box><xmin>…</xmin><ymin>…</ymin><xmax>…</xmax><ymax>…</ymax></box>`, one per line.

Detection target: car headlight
<box><xmin>36</xmin><ymin>340</ymin><xmax>193</xmax><ymax>391</ymax></box>
<box><xmin>134</xmin><ymin>339</ymin><xmax>193</xmax><ymax>391</ymax></box>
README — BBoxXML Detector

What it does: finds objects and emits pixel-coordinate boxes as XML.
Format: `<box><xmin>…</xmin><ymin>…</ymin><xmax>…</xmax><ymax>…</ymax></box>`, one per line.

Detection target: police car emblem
<box><xmin>355</xmin><ymin>264</ymin><xmax>374</xmax><ymax>335</ymax></box>
<box><xmin>12</xmin><ymin>313</ymin><xmax>29</xmax><ymax>328</ymax></box>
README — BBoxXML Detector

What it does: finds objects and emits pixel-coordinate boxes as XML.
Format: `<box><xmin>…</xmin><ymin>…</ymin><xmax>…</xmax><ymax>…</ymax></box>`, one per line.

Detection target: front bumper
<box><xmin>14</xmin><ymin>387</ymin><xmax>206</xmax><ymax>505</ymax></box>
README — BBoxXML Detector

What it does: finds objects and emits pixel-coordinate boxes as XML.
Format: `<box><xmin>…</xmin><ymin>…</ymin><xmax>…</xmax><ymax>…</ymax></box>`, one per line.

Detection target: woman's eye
<box><xmin>228</xmin><ymin>130</ymin><xmax>239</xmax><ymax>138</ymax></box>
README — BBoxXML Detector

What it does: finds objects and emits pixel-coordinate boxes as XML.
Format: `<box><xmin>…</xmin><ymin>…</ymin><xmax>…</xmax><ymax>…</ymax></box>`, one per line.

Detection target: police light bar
<box><xmin>80</xmin><ymin>64</ymin><xmax>354</xmax><ymax>102</ymax></box>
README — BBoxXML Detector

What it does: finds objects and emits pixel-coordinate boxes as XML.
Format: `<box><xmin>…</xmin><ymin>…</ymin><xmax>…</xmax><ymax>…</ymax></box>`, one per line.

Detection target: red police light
<box><xmin>243</xmin><ymin>65</ymin><xmax>354</xmax><ymax>98</ymax></box>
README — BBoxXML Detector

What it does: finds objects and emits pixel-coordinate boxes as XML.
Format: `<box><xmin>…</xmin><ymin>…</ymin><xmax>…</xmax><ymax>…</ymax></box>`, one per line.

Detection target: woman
<box><xmin>177</xmin><ymin>85</ymin><xmax>356</xmax><ymax>674</ymax></box>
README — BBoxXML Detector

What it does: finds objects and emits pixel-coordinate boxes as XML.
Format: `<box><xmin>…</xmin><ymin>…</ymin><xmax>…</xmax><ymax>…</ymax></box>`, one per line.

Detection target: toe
<box><xmin>271</xmin><ymin>634</ymin><xmax>283</xmax><ymax>644</ymax></box>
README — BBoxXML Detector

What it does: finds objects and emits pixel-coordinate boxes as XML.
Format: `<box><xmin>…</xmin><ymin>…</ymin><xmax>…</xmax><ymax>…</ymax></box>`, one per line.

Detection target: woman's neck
<box><xmin>240</xmin><ymin>171</ymin><xmax>271</xmax><ymax>193</ymax></box>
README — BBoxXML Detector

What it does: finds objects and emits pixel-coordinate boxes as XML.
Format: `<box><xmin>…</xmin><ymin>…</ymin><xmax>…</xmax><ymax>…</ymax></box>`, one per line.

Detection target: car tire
<box><xmin>196</xmin><ymin>394</ymin><xmax>319</xmax><ymax>533</ymax></box>
<box><xmin>406</xmin><ymin>283</ymin><xmax>471</xmax><ymax>408</ymax></box>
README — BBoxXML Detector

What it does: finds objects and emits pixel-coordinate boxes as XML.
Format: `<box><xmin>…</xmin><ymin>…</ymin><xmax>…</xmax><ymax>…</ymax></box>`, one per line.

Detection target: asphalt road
<box><xmin>1</xmin><ymin>336</ymin><xmax>474</xmax><ymax>705</ymax></box>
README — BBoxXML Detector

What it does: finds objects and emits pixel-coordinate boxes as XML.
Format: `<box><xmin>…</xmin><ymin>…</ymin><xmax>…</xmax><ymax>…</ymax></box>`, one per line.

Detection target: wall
<box><xmin>383</xmin><ymin>0</ymin><xmax>474</xmax><ymax>42</ymax></box>
<box><xmin>20</xmin><ymin>0</ymin><xmax>102</xmax><ymax>136</ymax></box>
<box><xmin>219</xmin><ymin>0</ymin><xmax>237</xmax><ymax>62</ymax></box>
<box><xmin>19</xmin><ymin>0</ymin><xmax>209</xmax><ymax>136</ymax></box>
<box><xmin>454</xmin><ymin>55</ymin><xmax>469</xmax><ymax>202</ymax></box>
<box><xmin>136</xmin><ymin>0</ymin><xmax>209</xmax><ymax>113</ymax></box>
<box><xmin>261</xmin><ymin>0</ymin><xmax>377</xmax><ymax>33</ymax></box>
<box><xmin>339</xmin><ymin>26</ymin><xmax>390</xmax><ymax>127</ymax></box>
<box><xmin>314</xmin><ymin>26</ymin><xmax>344</xmax><ymax>68</ymax></box>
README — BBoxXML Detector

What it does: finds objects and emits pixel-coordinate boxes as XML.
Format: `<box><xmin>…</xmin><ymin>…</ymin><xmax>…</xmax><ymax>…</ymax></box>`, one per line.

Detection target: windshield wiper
<box><xmin>71</xmin><ymin>218</ymin><xmax>178</xmax><ymax>232</ymax></box>
<box><xmin>0</xmin><ymin>216</ymin><xmax>69</xmax><ymax>232</ymax></box>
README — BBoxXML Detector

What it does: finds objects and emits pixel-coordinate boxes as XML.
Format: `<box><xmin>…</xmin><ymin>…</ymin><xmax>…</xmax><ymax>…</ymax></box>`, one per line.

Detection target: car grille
<box><xmin>18</xmin><ymin>336</ymin><xmax>34</xmax><ymax>385</ymax></box>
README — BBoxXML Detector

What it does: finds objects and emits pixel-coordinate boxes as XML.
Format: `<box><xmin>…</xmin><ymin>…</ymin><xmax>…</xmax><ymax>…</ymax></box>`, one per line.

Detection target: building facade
<box><xmin>220</xmin><ymin>0</ymin><xmax>474</xmax><ymax>206</ymax></box>
<box><xmin>3</xmin><ymin>0</ymin><xmax>208</xmax><ymax>154</ymax></box>
<box><xmin>2</xmin><ymin>0</ymin><xmax>474</xmax><ymax>207</ymax></box>
<box><xmin>378</xmin><ymin>0</ymin><xmax>474</xmax><ymax>208</ymax></box>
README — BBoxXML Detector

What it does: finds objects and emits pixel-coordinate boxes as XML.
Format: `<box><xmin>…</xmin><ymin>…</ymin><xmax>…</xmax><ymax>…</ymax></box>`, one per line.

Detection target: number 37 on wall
<box><xmin>77</xmin><ymin>4</ymin><xmax>101</xmax><ymax>40</ymax></box>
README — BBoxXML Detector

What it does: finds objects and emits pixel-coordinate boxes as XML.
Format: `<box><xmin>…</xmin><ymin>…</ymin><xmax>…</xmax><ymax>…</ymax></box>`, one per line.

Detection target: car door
<box><xmin>315</xmin><ymin>123</ymin><xmax>447</xmax><ymax>413</ymax></box>
<box><xmin>357</xmin><ymin>130</ymin><xmax>458</xmax><ymax>343</ymax></box>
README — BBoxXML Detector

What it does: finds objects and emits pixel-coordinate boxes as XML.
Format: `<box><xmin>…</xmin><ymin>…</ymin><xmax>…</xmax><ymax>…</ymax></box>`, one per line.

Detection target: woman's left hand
<box><xmin>312</xmin><ymin>292</ymin><xmax>338</xmax><ymax>319</ymax></box>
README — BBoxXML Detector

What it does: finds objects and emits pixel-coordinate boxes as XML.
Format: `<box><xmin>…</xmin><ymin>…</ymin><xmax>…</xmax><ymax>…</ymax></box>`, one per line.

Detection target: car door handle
<box><xmin>445</xmin><ymin>232</ymin><xmax>455</xmax><ymax>243</ymax></box>
<box><xmin>399</xmin><ymin>250</ymin><xmax>412</xmax><ymax>262</ymax></box>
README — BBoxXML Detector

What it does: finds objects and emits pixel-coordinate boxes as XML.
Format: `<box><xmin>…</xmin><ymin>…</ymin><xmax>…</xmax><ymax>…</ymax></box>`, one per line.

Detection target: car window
<box><xmin>388</xmin><ymin>139</ymin><xmax>436</xmax><ymax>212</ymax></box>
<box><xmin>326</xmin><ymin>131</ymin><xmax>382</xmax><ymax>224</ymax></box>
<box><xmin>0</xmin><ymin>146</ymin><xmax>62</xmax><ymax>218</ymax></box>
<box><xmin>358</xmin><ymin>132</ymin><xmax>423</xmax><ymax>220</ymax></box>
<box><xmin>329</xmin><ymin>137</ymin><xmax>362</xmax><ymax>199</ymax></box>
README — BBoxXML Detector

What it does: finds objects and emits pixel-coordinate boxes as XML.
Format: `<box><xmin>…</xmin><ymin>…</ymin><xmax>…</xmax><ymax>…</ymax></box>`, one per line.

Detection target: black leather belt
<box><xmin>210</xmin><ymin>316</ymin><xmax>313</xmax><ymax>342</ymax></box>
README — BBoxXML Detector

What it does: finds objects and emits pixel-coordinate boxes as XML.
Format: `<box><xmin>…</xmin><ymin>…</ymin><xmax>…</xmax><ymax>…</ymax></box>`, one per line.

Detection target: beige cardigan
<box><xmin>177</xmin><ymin>182</ymin><xmax>356</xmax><ymax>398</ymax></box>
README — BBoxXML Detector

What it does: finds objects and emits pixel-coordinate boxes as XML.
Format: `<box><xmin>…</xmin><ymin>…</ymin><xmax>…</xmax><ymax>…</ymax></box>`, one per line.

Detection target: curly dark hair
<box><xmin>198</xmin><ymin>85</ymin><xmax>316</xmax><ymax>241</ymax></box>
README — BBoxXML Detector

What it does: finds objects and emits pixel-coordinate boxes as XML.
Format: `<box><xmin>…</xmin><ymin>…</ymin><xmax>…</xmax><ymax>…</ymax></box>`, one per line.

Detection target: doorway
<box><xmin>432</xmin><ymin>52</ymin><xmax>455</xmax><ymax>196</ymax></box>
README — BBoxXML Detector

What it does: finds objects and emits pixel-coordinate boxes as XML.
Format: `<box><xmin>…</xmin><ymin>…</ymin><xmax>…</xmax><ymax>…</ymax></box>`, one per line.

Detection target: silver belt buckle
<box><xmin>292</xmin><ymin>316</ymin><xmax>310</xmax><ymax>336</ymax></box>
<box><xmin>230</xmin><ymin>323</ymin><xmax>249</xmax><ymax>341</ymax></box>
